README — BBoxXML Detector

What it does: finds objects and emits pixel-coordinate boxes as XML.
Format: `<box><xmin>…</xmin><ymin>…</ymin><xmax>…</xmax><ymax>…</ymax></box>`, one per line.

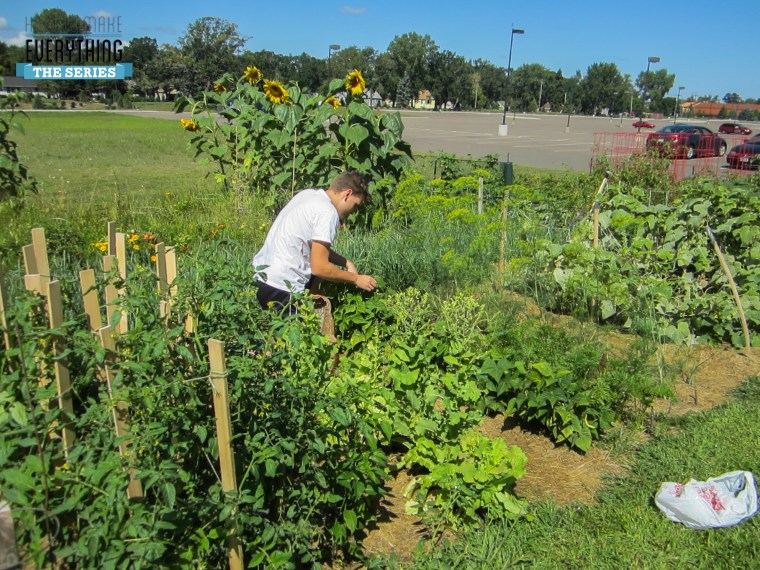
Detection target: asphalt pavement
<box><xmin>110</xmin><ymin>108</ymin><xmax>754</xmax><ymax>173</ymax></box>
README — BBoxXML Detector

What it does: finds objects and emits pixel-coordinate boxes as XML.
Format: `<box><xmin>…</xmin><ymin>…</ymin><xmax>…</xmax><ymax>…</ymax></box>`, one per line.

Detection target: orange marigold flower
<box><xmin>142</xmin><ymin>233</ymin><xmax>155</xmax><ymax>241</ymax></box>
<box><xmin>150</xmin><ymin>254</ymin><xmax>157</xmax><ymax>263</ymax></box>
<box><xmin>128</xmin><ymin>233</ymin><xmax>139</xmax><ymax>243</ymax></box>
<box><xmin>213</xmin><ymin>82</ymin><xmax>227</xmax><ymax>93</ymax></box>
<box><xmin>263</xmin><ymin>80</ymin><xmax>288</xmax><ymax>104</ymax></box>
<box><xmin>180</xmin><ymin>118</ymin><xmax>200</xmax><ymax>132</ymax></box>
<box><xmin>244</xmin><ymin>65</ymin><xmax>262</xmax><ymax>84</ymax></box>
<box><xmin>210</xmin><ymin>229</ymin><xmax>218</xmax><ymax>236</ymax></box>
<box><xmin>345</xmin><ymin>69</ymin><xmax>365</xmax><ymax>96</ymax></box>
<box><xmin>325</xmin><ymin>96</ymin><xmax>341</xmax><ymax>109</ymax></box>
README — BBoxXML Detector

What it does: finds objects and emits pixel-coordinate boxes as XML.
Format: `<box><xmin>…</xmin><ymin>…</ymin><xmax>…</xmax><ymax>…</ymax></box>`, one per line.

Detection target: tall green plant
<box><xmin>175</xmin><ymin>66</ymin><xmax>412</xmax><ymax>203</ymax></box>
<box><xmin>0</xmin><ymin>91</ymin><xmax>39</xmax><ymax>200</ymax></box>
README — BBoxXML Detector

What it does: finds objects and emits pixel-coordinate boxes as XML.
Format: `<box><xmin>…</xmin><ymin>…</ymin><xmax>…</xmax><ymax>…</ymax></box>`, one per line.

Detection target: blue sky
<box><xmin>2</xmin><ymin>1</ymin><xmax>758</xmax><ymax>100</ymax></box>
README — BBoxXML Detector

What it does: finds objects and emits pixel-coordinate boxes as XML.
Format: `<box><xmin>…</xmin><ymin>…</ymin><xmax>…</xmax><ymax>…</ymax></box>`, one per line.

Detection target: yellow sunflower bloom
<box><xmin>263</xmin><ymin>80</ymin><xmax>288</xmax><ymax>104</ymax></box>
<box><xmin>213</xmin><ymin>82</ymin><xmax>227</xmax><ymax>94</ymax></box>
<box><xmin>345</xmin><ymin>69</ymin><xmax>365</xmax><ymax>96</ymax></box>
<box><xmin>325</xmin><ymin>96</ymin><xmax>341</xmax><ymax>109</ymax></box>
<box><xmin>180</xmin><ymin>118</ymin><xmax>200</xmax><ymax>132</ymax></box>
<box><xmin>244</xmin><ymin>65</ymin><xmax>262</xmax><ymax>84</ymax></box>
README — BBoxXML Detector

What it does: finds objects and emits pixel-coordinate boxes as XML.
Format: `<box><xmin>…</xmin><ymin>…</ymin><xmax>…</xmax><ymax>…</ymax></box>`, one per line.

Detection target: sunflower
<box><xmin>213</xmin><ymin>82</ymin><xmax>227</xmax><ymax>94</ymax></box>
<box><xmin>179</xmin><ymin>118</ymin><xmax>200</xmax><ymax>132</ymax></box>
<box><xmin>244</xmin><ymin>65</ymin><xmax>262</xmax><ymax>84</ymax></box>
<box><xmin>325</xmin><ymin>96</ymin><xmax>341</xmax><ymax>109</ymax></box>
<box><xmin>345</xmin><ymin>69</ymin><xmax>365</xmax><ymax>96</ymax></box>
<box><xmin>263</xmin><ymin>80</ymin><xmax>288</xmax><ymax>104</ymax></box>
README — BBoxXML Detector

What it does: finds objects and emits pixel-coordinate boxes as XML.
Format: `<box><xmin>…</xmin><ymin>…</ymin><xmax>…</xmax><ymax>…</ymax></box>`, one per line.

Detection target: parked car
<box><xmin>646</xmin><ymin>124</ymin><xmax>727</xmax><ymax>159</ymax></box>
<box><xmin>718</xmin><ymin>123</ymin><xmax>752</xmax><ymax>135</ymax></box>
<box><xmin>726</xmin><ymin>133</ymin><xmax>760</xmax><ymax>170</ymax></box>
<box><xmin>633</xmin><ymin>120</ymin><xmax>655</xmax><ymax>129</ymax></box>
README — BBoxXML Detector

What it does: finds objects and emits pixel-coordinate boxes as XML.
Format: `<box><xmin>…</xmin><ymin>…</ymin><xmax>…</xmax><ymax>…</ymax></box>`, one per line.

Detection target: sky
<box><xmin>2</xmin><ymin>0</ymin><xmax>758</xmax><ymax>100</ymax></box>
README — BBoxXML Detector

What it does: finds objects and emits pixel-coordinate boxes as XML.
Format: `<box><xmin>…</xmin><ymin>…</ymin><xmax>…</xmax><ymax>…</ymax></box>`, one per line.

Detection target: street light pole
<box><xmin>673</xmin><ymin>85</ymin><xmax>684</xmax><ymax>124</ymax></box>
<box><xmin>501</xmin><ymin>26</ymin><xmax>524</xmax><ymax>126</ymax></box>
<box><xmin>327</xmin><ymin>44</ymin><xmax>340</xmax><ymax>82</ymax></box>
<box><xmin>637</xmin><ymin>55</ymin><xmax>660</xmax><ymax>132</ymax></box>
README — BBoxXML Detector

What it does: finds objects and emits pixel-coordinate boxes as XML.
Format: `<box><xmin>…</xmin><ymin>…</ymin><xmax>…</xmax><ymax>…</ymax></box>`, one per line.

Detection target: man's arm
<box><xmin>328</xmin><ymin>250</ymin><xmax>347</xmax><ymax>268</ymax></box>
<box><xmin>311</xmin><ymin>241</ymin><xmax>376</xmax><ymax>291</ymax></box>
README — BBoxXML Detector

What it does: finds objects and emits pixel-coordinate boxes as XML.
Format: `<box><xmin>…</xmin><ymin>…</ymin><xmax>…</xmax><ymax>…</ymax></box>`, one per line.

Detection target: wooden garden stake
<box><xmin>208</xmin><ymin>338</ymin><xmax>243</xmax><ymax>570</ymax></box>
<box><xmin>31</xmin><ymin>228</ymin><xmax>50</xmax><ymax>279</ymax></box>
<box><xmin>44</xmin><ymin>280</ymin><xmax>76</xmax><ymax>455</ymax></box>
<box><xmin>0</xmin><ymin>261</ymin><xmax>11</xmax><ymax>352</ymax></box>
<box><xmin>592</xmin><ymin>201</ymin><xmax>600</xmax><ymax>249</ymax></box>
<box><xmin>115</xmin><ymin>232</ymin><xmax>127</xmax><ymax>281</ymax></box>
<box><xmin>707</xmin><ymin>225</ymin><xmax>752</xmax><ymax>355</ymax></box>
<box><xmin>22</xmin><ymin>228</ymin><xmax>51</xmax><ymax>295</ymax></box>
<box><xmin>155</xmin><ymin>242</ymin><xmax>170</xmax><ymax>318</ymax></box>
<box><xmin>97</xmin><ymin>326</ymin><xmax>143</xmax><ymax>499</ymax></box>
<box><xmin>102</xmin><ymin>255</ymin><xmax>121</xmax><ymax>330</ymax></box>
<box><xmin>107</xmin><ymin>221</ymin><xmax>117</xmax><ymax>256</ymax></box>
<box><xmin>79</xmin><ymin>269</ymin><xmax>103</xmax><ymax>333</ymax></box>
<box><xmin>478</xmin><ymin>177</ymin><xmax>484</xmax><ymax>215</ymax></box>
<box><xmin>114</xmin><ymin>233</ymin><xmax>128</xmax><ymax>333</ymax></box>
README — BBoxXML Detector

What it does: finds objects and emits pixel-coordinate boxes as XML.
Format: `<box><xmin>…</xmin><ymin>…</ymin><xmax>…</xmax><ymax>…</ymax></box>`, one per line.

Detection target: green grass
<box><xmin>0</xmin><ymin>111</ymin><xmax>272</xmax><ymax>264</ymax></box>
<box><xmin>397</xmin><ymin>376</ymin><xmax>760</xmax><ymax>569</ymax></box>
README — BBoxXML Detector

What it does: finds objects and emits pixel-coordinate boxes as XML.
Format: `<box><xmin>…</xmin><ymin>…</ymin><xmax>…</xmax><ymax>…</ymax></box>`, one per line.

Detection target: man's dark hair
<box><xmin>329</xmin><ymin>170</ymin><xmax>368</xmax><ymax>198</ymax></box>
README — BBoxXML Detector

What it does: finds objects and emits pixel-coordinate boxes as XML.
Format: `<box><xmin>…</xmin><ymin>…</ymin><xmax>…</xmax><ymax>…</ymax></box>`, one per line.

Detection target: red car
<box><xmin>646</xmin><ymin>124</ymin><xmax>727</xmax><ymax>159</ymax></box>
<box><xmin>633</xmin><ymin>120</ymin><xmax>655</xmax><ymax>129</ymax></box>
<box><xmin>718</xmin><ymin>123</ymin><xmax>752</xmax><ymax>135</ymax></box>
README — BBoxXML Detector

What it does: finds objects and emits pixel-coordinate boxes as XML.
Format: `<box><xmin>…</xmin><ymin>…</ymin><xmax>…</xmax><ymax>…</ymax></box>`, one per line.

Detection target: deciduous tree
<box><xmin>178</xmin><ymin>17</ymin><xmax>248</xmax><ymax>94</ymax></box>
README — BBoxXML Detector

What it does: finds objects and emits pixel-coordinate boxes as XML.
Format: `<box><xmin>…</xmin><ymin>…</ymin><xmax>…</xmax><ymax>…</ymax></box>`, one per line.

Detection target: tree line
<box><xmin>1</xmin><ymin>9</ymin><xmax>758</xmax><ymax>116</ymax></box>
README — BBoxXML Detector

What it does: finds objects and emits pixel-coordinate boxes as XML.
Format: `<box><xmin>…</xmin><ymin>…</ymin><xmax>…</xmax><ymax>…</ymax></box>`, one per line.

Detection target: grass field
<box><xmin>1</xmin><ymin>111</ymin><xmax>267</xmax><ymax>260</ymax></box>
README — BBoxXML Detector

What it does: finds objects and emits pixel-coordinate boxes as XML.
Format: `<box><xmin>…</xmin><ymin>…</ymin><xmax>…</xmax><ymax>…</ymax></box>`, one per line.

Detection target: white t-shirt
<box><xmin>252</xmin><ymin>189</ymin><xmax>340</xmax><ymax>293</ymax></box>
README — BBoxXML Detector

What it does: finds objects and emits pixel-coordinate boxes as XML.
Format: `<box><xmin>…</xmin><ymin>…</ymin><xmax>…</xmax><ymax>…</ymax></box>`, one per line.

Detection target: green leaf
<box><xmin>208</xmin><ymin>145</ymin><xmax>227</xmax><ymax>158</ymax></box>
<box><xmin>347</xmin><ymin>100</ymin><xmax>376</xmax><ymax>123</ymax></box>
<box><xmin>274</xmin><ymin>103</ymin><xmax>304</xmax><ymax>133</ymax></box>
<box><xmin>531</xmin><ymin>362</ymin><xmax>554</xmax><ymax>377</ymax></box>
<box><xmin>343</xmin><ymin>509</ymin><xmax>358</xmax><ymax>533</ymax></box>
<box><xmin>10</xmin><ymin>402</ymin><xmax>28</xmax><ymax>426</ymax></box>
<box><xmin>345</xmin><ymin>124</ymin><xmax>369</xmax><ymax>146</ymax></box>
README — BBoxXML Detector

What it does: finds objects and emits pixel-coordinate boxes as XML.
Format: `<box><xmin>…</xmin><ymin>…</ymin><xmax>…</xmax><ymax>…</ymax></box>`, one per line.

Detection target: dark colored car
<box><xmin>718</xmin><ymin>123</ymin><xmax>752</xmax><ymax>135</ymax></box>
<box><xmin>632</xmin><ymin>120</ymin><xmax>655</xmax><ymax>129</ymax></box>
<box><xmin>726</xmin><ymin>133</ymin><xmax>760</xmax><ymax>170</ymax></box>
<box><xmin>646</xmin><ymin>124</ymin><xmax>727</xmax><ymax>159</ymax></box>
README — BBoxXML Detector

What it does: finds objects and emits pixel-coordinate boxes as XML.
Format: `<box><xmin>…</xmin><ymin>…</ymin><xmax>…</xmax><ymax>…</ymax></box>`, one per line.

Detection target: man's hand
<box><xmin>354</xmin><ymin>274</ymin><xmax>377</xmax><ymax>292</ymax></box>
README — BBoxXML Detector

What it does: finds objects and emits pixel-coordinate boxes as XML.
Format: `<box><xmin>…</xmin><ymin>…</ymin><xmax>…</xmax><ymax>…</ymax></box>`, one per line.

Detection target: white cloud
<box><xmin>0</xmin><ymin>17</ymin><xmax>8</xmax><ymax>28</ymax></box>
<box><xmin>340</xmin><ymin>6</ymin><xmax>367</xmax><ymax>15</ymax></box>
<box><xmin>1</xmin><ymin>30</ymin><xmax>28</xmax><ymax>46</ymax></box>
<box><xmin>90</xmin><ymin>11</ymin><xmax>114</xmax><ymax>18</ymax></box>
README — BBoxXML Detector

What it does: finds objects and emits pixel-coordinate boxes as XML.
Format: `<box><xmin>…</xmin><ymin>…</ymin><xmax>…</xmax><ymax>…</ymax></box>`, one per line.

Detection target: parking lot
<box><xmin>118</xmin><ymin>108</ymin><xmax>756</xmax><ymax>173</ymax></box>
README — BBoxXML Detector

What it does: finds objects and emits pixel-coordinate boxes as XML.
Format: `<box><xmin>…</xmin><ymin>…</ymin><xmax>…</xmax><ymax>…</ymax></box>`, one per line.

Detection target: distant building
<box><xmin>412</xmin><ymin>89</ymin><xmax>435</xmax><ymax>110</ymax></box>
<box><xmin>0</xmin><ymin>76</ymin><xmax>49</xmax><ymax>97</ymax></box>
<box><xmin>681</xmin><ymin>101</ymin><xmax>760</xmax><ymax>117</ymax></box>
<box><xmin>363</xmin><ymin>88</ymin><xmax>382</xmax><ymax>108</ymax></box>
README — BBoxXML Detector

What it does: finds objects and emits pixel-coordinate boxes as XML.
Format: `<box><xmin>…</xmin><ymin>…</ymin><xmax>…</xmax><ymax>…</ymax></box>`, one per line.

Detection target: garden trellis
<box><xmin>0</xmin><ymin>224</ymin><xmax>243</xmax><ymax>570</ymax></box>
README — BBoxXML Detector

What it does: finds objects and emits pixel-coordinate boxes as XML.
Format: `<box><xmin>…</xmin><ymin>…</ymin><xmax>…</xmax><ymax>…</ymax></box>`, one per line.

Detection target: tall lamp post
<box><xmin>637</xmin><ymin>55</ymin><xmax>660</xmax><ymax>132</ymax></box>
<box><xmin>500</xmin><ymin>26</ymin><xmax>524</xmax><ymax>132</ymax></box>
<box><xmin>327</xmin><ymin>44</ymin><xmax>340</xmax><ymax>81</ymax></box>
<box><xmin>673</xmin><ymin>85</ymin><xmax>684</xmax><ymax>124</ymax></box>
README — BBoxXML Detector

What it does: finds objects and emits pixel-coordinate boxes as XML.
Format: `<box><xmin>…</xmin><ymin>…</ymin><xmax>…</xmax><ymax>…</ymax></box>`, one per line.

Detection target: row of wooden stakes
<box><xmin>0</xmin><ymin>222</ymin><xmax>243</xmax><ymax>569</ymax></box>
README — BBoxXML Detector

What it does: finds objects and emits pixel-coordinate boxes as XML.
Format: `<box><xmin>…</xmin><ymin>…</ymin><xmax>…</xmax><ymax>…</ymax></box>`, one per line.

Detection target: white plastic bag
<box><xmin>655</xmin><ymin>470</ymin><xmax>758</xmax><ymax>530</ymax></box>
